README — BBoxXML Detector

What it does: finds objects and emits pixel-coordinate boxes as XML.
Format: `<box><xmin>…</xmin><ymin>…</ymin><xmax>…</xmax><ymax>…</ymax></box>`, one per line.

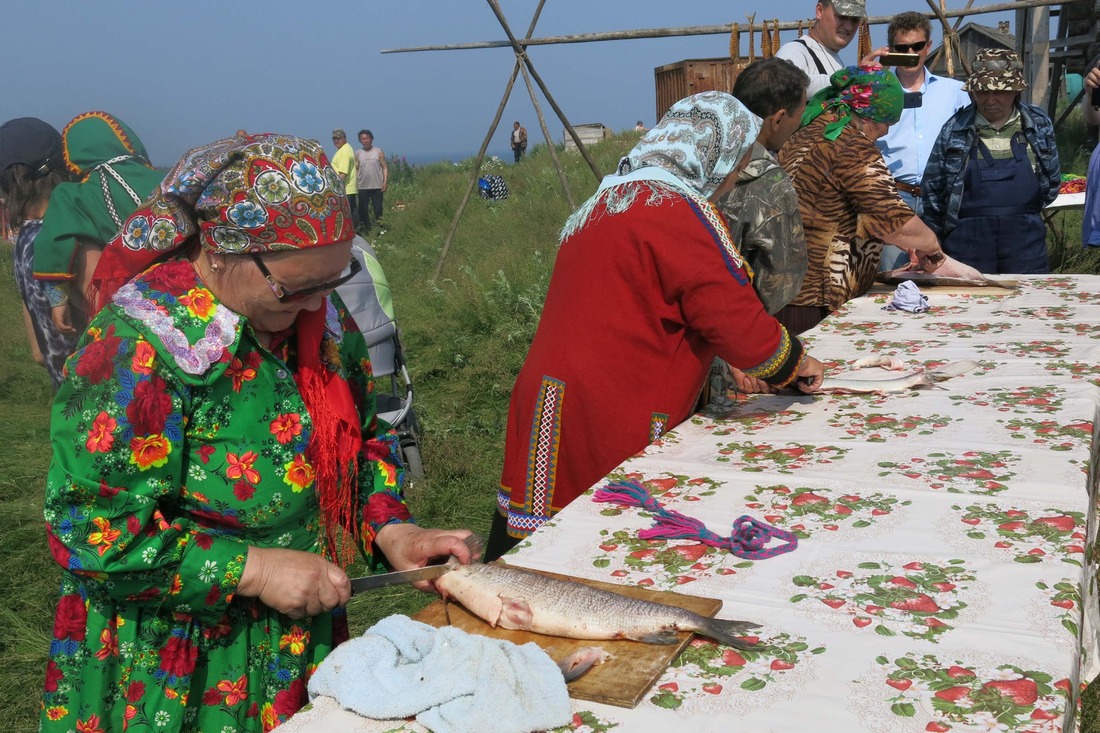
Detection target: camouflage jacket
<box><xmin>715</xmin><ymin>143</ymin><xmax>807</xmax><ymax>315</ymax></box>
<box><xmin>920</xmin><ymin>102</ymin><xmax>1061</xmax><ymax>239</ymax></box>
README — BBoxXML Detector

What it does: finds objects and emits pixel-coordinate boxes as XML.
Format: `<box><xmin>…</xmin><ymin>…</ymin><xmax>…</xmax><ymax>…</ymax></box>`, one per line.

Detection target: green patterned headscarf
<box><xmin>800</xmin><ymin>65</ymin><xmax>903</xmax><ymax>141</ymax></box>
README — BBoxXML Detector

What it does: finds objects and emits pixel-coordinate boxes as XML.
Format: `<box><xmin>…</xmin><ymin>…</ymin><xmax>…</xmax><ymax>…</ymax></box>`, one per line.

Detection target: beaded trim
<box><xmin>114</xmin><ymin>283</ymin><xmax>239</xmax><ymax>375</ymax></box>
<box><xmin>743</xmin><ymin>326</ymin><xmax>794</xmax><ymax>380</ymax></box>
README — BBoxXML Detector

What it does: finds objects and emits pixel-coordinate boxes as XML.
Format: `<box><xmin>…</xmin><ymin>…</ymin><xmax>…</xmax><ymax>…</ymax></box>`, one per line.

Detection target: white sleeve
<box><xmin>776</xmin><ymin>41</ymin><xmax>832</xmax><ymax>97</ymax></box>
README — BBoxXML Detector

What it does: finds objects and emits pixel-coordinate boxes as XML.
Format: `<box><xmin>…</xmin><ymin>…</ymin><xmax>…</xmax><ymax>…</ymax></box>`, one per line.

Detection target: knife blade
<box><xmin>349</xmin><ymin>563</ymin><xmax>454</xmax><ymax>595</ymax></box>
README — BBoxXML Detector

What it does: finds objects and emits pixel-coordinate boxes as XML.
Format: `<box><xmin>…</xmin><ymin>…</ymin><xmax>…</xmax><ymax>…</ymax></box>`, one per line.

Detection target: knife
<box><xmin>349</xmin><ymin>563</ymin><xmax>455</xmax><ymax>595</ymax></box>
<box><xmin>348</xmin><ymin>533</ymin><xmax>484</xmax><ymax>595</ymax></box>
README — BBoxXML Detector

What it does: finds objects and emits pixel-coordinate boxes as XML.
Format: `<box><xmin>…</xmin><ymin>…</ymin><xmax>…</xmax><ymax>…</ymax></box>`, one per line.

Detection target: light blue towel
<box><xmin>308</xmin><ymin>614</ymin><xmax>572</xmax><ymax>733</ymax></box>
<box><xmin>883</xmin><ymin>280</ymin><xmax>930</xmax><ymax>313</ymax></box>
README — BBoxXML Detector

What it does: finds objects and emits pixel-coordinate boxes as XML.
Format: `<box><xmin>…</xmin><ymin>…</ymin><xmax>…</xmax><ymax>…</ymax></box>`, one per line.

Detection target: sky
<box><xmin>3</xmin><ymin>0</ymin><xmax>1022</xmax><ymax>167</ymax></box>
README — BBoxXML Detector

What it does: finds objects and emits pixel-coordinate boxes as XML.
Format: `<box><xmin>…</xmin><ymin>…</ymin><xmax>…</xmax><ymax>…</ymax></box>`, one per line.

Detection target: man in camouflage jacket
<box><xmin>717</xmin><ymin>58</ymin><xmax>810</xmax><ymax>315</ymax></box>
<box><xmin>706</xmin><ymin>59</ymin><xmax>810</xmax><ymax>404</ymax></box>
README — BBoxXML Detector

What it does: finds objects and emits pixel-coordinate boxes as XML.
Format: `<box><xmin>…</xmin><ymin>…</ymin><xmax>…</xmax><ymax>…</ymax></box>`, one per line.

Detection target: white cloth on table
<box><xmin>883</xmin><ymin>280</ymin><xmax>930</xmax><ymax>313</ymax></box>
<box><xmin>307</xmin><ymin>614</ymin><xmax>571</xmax><ymax>733</ymax></box>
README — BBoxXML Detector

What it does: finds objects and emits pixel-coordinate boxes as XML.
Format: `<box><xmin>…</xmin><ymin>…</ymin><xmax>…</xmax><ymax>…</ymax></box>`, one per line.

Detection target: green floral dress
<box><xmin>41</xmin><ymin>259</ymin><xmax>410</xmax><ymax>732</ymax></box>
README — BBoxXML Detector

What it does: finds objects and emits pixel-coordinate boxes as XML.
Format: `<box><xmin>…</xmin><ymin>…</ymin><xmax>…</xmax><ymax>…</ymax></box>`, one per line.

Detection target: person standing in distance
<box><xmin>1079</xmin><ymin>54</ymin><xmax>1100</xmax><ymax>248</ymax></box>
<box><xmin>331</xmin><ymin>129</ymin><xmax>359</xmax><ymax>231</ymax></box>
<box><xmin>511</xmin><ymin>121</ymin><xmax>528</xmax><ymax>163</ymax></box>
<box><xmin>355</xmin><ymin>129</ymin><xmax>388</xmax><ymax>234</ymax></box>
<box><xmin>921</xmin><ymin>48</ymin><xmax>1061</xmax><ymax>274</ymax></box>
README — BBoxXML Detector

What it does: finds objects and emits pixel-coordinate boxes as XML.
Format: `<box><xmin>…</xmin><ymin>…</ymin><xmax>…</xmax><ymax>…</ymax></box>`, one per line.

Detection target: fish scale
<box><xmin>436</xmin><ymin>562</ymin><xmax>760</xmax><ymax>650</ymax></box>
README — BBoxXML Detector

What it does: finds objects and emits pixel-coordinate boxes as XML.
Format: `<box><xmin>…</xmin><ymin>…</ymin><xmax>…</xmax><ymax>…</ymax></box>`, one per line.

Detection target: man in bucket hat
<box><xmin>776</xmin><ymin>0</ymin><xmax>886</xmax><ymax>96</ymax></box>
<box><xmin>921</xmin><ymin>47</ymin><xmax>1060</xmax><ymax>274</ymax></box>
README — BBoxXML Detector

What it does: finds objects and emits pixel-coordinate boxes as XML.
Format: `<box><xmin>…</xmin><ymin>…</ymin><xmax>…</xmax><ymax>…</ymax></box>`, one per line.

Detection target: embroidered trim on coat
<box><xmin>507</xmin><ymin>376</ymin><xmax>566</xmax><ymax>536</ymax></box>
<box><xmin>685</xmin><ymin>197</ymin><xmax>749</xmax><ymax>284</ymax></box>
<box><xmin>649</xmin><ymin>412</ymin><xmax>670</xmax><ymax>442</ymax></box>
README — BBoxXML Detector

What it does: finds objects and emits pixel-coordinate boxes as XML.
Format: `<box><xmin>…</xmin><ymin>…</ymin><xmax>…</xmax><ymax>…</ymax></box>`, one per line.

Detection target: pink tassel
<box><xmin>593</xmin><ymin>481</ymin><xmax>662</xmax><ymax>512</ymax></box>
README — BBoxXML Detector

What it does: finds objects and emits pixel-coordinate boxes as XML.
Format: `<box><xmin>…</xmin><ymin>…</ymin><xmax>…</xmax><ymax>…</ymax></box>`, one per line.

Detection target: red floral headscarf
<box><xmin>91</xmin><ymin>132</ymin><xmax>354</xmax><ymax>311</ymax></box>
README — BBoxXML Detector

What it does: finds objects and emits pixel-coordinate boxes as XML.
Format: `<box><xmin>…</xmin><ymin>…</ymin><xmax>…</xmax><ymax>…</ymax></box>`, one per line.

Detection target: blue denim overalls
<box><xmin>943</xmin><ymin>133</ymin><xmax>1049</xmax><ymax>274</ymax></box>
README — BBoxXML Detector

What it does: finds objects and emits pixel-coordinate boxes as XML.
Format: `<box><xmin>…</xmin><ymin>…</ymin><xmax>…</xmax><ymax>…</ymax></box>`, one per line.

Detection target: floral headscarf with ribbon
<box><xmin>801</xmin><ymin>65</ymin><xmax>904</xmax><ymax>141</ymax></box>
<box><xmin>92</xmin><ymin>132</ymin><xmax>361</xmax><ymax>566</ymax></box>
<box><xmin>561</xmin><ymin>91</ymin><xmax>760</xmax><ymax>241</ymax></box>
<box><xmin>34</xmin><ymin>112</ymin><xmax>165</xmax><ymax>282</ymax></box>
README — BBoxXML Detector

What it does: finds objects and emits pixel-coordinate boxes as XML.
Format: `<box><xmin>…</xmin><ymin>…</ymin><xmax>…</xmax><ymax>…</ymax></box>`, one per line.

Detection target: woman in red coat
<box><xmin>487</xmin><ymin>92</ymin><xmax>825</xmax><ymax>559</ymax></box>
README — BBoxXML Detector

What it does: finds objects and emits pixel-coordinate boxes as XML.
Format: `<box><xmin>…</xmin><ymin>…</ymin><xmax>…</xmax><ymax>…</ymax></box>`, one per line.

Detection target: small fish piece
<box><xmin>851</xmin><ymin>354</ymin><xmax>907</xmax><ymax>371</ymax></box>
<box><xmin>435</xmin><ymin>563</ymin><xmax>760</xmax><ymax>650</ymax></box>
<box><xmin>927</xmin><ymin>359</ymin><xmax>980</xmax><ymax>381</ymax></box>
<box><xmin>557</xmin><ymin>646</ymin><xmax>613</xmax><ymax>682</ymax></box>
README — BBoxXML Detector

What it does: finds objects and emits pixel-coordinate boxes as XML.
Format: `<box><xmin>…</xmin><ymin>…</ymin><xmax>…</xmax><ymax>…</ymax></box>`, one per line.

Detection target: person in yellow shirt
<box><xmin>331</xmin><ymin>128</ymin><xmax>360</xmax><ymax>231</ymax></box>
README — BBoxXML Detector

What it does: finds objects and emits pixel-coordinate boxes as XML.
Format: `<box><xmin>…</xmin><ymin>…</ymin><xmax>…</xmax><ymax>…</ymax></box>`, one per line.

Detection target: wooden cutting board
<box><xmin>413</xmin><ymin>568</ymin><xmax>722</xmax><ymax>709</ymax></box>
<box><xmin>869</xmin><ymin>281</ymin><xmax>1017</xmax><ymax>296</ymax></box>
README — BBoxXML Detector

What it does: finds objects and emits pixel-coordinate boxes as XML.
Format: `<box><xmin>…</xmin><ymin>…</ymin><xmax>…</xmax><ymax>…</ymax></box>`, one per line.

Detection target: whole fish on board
<box><xmin>435</xmin><ymin>562</ymin><xmax>760</xmax><ymax>650</ymax></box>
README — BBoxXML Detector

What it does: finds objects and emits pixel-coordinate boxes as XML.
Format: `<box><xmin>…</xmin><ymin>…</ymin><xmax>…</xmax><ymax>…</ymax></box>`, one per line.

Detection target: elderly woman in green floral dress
<box><xmin>40</xmin><ymin>133</ymin><xmax>475</xmax><ymax>733</ymax></box>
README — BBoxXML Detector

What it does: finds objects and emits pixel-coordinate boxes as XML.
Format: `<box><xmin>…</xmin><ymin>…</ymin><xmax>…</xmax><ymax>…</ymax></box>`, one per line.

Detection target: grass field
<box><xmin>1</xmin><ymin>119</ymin><xmax>1098</xmax><ymax>731</ymax></box>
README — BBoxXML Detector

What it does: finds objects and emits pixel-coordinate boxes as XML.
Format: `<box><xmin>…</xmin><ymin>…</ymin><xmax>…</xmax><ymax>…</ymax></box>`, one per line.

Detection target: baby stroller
<box><xmin>336</xmin><ymin>237</ymin><xmax>425</xmax><ymax>479</ymax></box>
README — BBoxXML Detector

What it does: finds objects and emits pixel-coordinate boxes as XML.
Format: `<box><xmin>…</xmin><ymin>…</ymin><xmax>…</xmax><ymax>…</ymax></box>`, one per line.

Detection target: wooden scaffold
<box><xmin>387</xmin><ymin>0</ymin><xmax>1078</xmax><ymax>279</ymax></box>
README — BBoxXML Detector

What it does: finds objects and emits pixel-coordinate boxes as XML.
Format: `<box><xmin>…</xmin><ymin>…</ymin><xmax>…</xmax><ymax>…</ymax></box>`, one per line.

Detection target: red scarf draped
<box><xmin>293</xmin><ymin>306</ymin><xmax>362</xmax><ymax>566</ymax></box>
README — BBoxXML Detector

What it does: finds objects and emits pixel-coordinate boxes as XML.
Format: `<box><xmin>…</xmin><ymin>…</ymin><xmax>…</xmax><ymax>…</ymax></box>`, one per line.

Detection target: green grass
<box><xmin>1</xmin><ymin>126</ymin><xmax>1098</xmax><ymax>731</ymax></box>
<box><xmin>0</xmin><ymin>242</ymin><xmax>59</xmax><ymax>733</ymax></box>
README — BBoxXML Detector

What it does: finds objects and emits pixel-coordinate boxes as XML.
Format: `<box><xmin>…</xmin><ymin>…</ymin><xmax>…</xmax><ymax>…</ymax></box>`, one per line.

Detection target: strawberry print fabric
<box><xmin>290</xmin><ymin>275</ymin><xmax>1100</xmax><ymax>732</ymax></box>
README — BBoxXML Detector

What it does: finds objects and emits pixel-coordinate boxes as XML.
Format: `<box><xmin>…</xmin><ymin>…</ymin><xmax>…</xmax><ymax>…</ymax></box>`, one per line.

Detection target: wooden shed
<box><xmin>563</xmin><ymin>123</ymin><xmax>612</xmax><ymax>151</ymax></box>
<box><xmin>927</xmin><ymin>21</ymin><xmax>1015</xmax><ymax>79</ymax></box>
<box><xmin>654</xmin><ymin>58</ymin><xmax>743</xmax><ymax>122</ymax></box>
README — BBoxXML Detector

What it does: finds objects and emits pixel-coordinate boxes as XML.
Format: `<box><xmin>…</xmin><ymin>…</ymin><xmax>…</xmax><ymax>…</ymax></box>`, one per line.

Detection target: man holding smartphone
<box><xmin>876</xmin><ymin>12</ymin><xmax>969</xmax><ymax>271</ymax></box>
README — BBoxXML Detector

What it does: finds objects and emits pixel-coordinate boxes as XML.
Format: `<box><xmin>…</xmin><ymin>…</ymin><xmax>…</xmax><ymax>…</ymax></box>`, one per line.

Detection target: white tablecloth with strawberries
<box><xmin>288</xmin><ymin>275</ymin><xmax>1100</xmax><ymax>733</ymax></box>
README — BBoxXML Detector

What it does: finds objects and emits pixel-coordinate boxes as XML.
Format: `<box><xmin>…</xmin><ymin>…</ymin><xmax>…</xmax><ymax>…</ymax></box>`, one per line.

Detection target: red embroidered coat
<box><xmin>499</xmin><ymin>183</ymin><xmax>805</xmax><ymax>538</ymax></box>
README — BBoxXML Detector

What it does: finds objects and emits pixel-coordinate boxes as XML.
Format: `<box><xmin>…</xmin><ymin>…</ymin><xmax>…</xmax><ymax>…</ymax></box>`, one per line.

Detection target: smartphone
<box><xmin>903</xmin><ymin>92</ymin><xmax>923</xmax><ymax>109</ymax></box>
<box><xmin>880</xmin><ymin>52</ymin><xmax>921</xmax><ymax>68</ymax></box>
<box><xmin>1092</xmin><ymin>86</ymin><xmax>1100</xmax><ymax>108</ymax></box>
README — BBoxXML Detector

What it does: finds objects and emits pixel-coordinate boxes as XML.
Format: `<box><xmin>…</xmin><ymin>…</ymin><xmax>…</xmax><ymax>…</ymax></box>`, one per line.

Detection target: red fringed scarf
<box><xmin>293</xmin><ymin>306</ymin><xmax>362</xmax><ymax>567</ymax></box>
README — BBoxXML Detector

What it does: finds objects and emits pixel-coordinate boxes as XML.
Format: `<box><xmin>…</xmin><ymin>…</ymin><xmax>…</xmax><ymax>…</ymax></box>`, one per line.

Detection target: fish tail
<box><xmin>698</xmin><ymin>618</ymin><xmax>762</xmax><ymax>649</ymax></box>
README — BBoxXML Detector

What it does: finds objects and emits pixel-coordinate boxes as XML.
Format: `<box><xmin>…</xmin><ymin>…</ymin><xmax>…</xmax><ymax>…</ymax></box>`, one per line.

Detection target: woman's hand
<box><xmin>51</xmin><ymin>304</ymin><xmax>78</xmax><ymax>336</ymax></box>
<box><xmin>917</xmin><ymin>248</ymin><xmax>946</xmax><ymax>273</ymax></box>
<box><xmin>731</xmin><ymin>367</ymin><xmax>774</xmax><ymax>394</ymax></box>
<box><xmin>374</xmin><ymin>524</ymin><xmax>477</xmax><ymax>592</ymax></box>
<box><xmin>794</xmin><ymin>355</ymin><xmax>825</xmax><ymax>393</ymax></box>
<box><xmin>237</xmin><ymin>547</ymin><xmax>351</xmax><ymax>619</ymax></box>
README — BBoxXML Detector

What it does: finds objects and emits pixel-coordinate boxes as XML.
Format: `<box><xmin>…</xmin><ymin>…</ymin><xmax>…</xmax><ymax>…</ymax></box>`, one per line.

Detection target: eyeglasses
<box><xmin>891</xmin><ymin>40</ymin><xmax>929</xmax><ymax>53</ymax></box>
<box><xmin>972</xmin><ymin>57</ymin><xmax>1020</xmax><ymax>73</ymax></box>
<box><xmin>251</xmin><ymin>254</ymin><xmax>361</xmax><ymax>303</ymax></box>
